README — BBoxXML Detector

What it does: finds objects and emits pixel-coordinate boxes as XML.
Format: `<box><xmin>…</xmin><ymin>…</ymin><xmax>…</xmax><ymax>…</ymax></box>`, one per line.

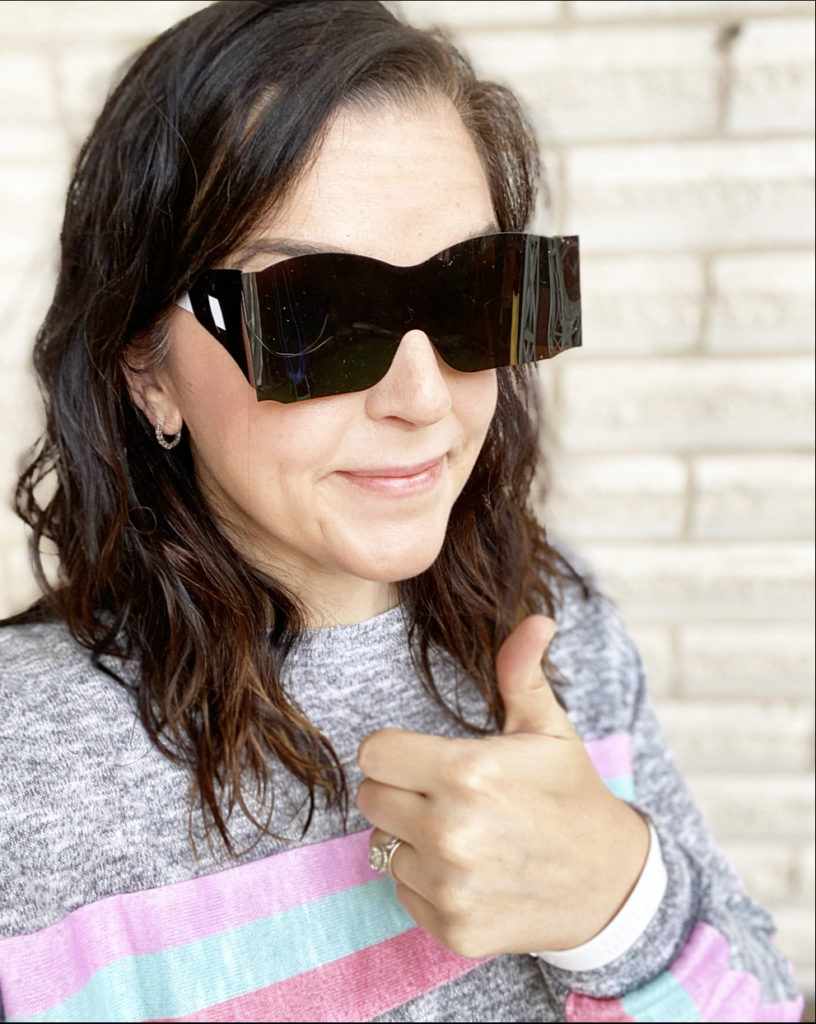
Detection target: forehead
<box><xmin>241</xmin><ymin>95</ymin><xmax>496</xmax><ymax>269</ymax></box>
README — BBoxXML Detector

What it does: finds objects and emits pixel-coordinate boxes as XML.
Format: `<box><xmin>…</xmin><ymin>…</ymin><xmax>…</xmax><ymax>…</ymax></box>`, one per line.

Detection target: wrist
<box><xmin>532</xmin><ymin>818</ymin><xmax>666</xmax><ymax>971</ymax></box>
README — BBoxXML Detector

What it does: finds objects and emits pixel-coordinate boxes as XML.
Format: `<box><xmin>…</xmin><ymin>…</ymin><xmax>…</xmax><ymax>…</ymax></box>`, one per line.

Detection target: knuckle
<box><xmin>448</xmin><ymin>744</ymin><xmax>500</xmax><ymax>797</ymax></box>
<box><xmin>436</xmin><ymin>920</ymin><xmax>485</xmax><ymax>961</ymax></box>
<box><xmin>431</xmin><ymin>878</ymin><xmax>475</xmax><ymax>921</ymax></box>
<box><xmin>427</xmin><ymin>822</ymin><xmax>472</xmax><ymax>867</ymax></box>
<box><xmin>357</xmin><ymin>728</ymin><xmax>396</xmax><ymax>775</ymax></box>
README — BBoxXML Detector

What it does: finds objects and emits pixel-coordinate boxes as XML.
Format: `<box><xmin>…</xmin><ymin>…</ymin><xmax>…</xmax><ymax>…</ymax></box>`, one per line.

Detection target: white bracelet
<box><xmin>531</xmin><ymin>820</ymin><xmax>666</xmax><ymax>971</ymax></box>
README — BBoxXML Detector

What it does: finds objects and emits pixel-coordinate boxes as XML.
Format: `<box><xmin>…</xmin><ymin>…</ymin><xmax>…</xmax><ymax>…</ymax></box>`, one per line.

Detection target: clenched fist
<box><xmin>356</xmin><ymin>615</ymin><xmax>649</xmax><ymax>959</ymax></box>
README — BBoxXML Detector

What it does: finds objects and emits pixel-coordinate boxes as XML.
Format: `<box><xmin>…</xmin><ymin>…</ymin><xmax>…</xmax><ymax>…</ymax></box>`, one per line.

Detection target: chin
<box><xmin>352</xmin><ymin>535</ymin><xmax>447</xmax><ymax>584</ymax></box>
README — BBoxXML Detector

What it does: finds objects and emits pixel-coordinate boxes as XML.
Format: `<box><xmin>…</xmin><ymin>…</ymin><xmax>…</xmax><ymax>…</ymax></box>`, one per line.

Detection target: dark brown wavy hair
<box><xmin>7</xmin><ymin>0</ymin><xmax>587</xmax><ymax>855</ymax></box>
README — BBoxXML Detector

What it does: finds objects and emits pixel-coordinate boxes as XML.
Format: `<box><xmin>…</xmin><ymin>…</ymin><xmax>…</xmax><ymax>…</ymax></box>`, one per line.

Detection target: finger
<box><xmin>392</xmin><ymin>882</ymin><xmax>487</xmax><ymax>961</ymax></box>
<box><xmin>368</xmin><ymin>828</ymin><xmax>429</xmax><ymax>894</ymax></box>
<box><xmin>369</xmin><ymin>828</ymin><xmax>440</xmax><ymax>907</ymax></box>
<box><xmin>356</xmin><ymin>778</ymin><xmax>426</xmax><ymax>844</ymax></box>
<box><xmin>495</xmin><ymin>615</ymin><xmax>564</xmax><ymax>735</ymax></box>
<box><xmin>357</xmin><ymin>727</ymin><xmax>450</xmax><ymax>792</ymax></box>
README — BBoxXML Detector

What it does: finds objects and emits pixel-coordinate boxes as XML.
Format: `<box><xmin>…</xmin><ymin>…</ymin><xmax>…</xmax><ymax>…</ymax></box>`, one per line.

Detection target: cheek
<box><xmin>167</xmin><ymin>325</ymin><xmax>362</xmax><ymax>491</ymax></box>
<box><xmin>454</xmin><ymin>369</ymin><xmax>499</xmax><ymax>444</ymax></box>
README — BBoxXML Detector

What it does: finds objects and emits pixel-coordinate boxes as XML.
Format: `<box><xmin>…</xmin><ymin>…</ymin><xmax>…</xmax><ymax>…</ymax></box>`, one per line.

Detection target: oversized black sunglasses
<box><xmin>177</xmin><ymin>232</ymin><xmax>582</xmax><ymax>403</ymax></box>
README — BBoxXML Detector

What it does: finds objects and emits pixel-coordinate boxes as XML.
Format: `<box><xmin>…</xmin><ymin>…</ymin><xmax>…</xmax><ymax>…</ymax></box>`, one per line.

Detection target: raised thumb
<box><xmin>496</xmin><ymin>615</ymin><xmax>559</xmax><ymax>735</ymax></box>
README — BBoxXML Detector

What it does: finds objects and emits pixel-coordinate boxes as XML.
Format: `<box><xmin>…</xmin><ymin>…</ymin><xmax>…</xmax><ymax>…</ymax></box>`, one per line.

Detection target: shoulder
<box><xmin>0</xmin><ymin>618</ymin><xmax>116</xmax><ymax>700</ymax></box>
<box><xmin>547</xmin><ymin>546</ymin><xmax>645</xmax><ymax>737</ymax></box>
<box><xmin>0</xmin><ymin>619</ymin><xmax>137</xmax><ymax>750</ymax></box>
<box><xmin>1</xmin><ymin>617</ymin><xmax>89</xmax><ymax>679</ymax></box>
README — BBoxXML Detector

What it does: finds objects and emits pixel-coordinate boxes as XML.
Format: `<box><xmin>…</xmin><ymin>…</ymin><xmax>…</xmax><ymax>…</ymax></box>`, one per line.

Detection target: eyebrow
<box><xmin>230</xmin><ymin>238</ymin><xmax>351</xmax><ymax>265</ymax></box>
<box><xmin>230</xmin><ymin>222</ymin><xmax>501</xmax><ymax>268</ymax></box>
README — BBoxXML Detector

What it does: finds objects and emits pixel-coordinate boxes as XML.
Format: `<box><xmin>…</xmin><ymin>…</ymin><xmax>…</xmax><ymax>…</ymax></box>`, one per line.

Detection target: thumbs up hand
<box><xmin>356</xmin><ymin>615</ymin><xmax>649</xmax><ymax>959</ymax></box>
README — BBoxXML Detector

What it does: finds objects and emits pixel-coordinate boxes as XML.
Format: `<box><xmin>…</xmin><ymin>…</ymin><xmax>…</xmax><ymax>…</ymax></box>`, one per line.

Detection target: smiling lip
<box><xmin>336</xmin><ymin>456</ymin><xmax>446</xmax><ymax>495</ymax></box>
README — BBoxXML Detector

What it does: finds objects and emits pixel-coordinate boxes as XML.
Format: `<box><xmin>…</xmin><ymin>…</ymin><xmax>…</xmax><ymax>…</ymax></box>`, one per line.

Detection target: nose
<box><xmin>364</xmin><ymin>330</ymin><xmax>452</xmax><ymax>425</ymax></box>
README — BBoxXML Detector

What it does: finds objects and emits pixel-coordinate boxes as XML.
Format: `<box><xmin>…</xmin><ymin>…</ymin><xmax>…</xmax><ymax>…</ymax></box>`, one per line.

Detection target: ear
<box><xmin>123</xmin><ymin>344</ymin><xmax>183</xmax><ymax>436</ymax></box>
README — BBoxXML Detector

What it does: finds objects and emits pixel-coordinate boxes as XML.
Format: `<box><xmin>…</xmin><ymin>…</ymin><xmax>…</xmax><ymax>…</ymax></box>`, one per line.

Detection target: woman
<box><xmin>0</xmin><ymin>2</ymin><xmax>802</xmax><ymax>1021</ymax></box>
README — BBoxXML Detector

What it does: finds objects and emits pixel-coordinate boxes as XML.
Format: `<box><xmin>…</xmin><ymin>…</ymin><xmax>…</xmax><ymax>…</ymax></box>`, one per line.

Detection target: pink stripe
<box><xmin>754</xmin><ymin>995</ymin><xmax>805</xmax><ymax>1022</ymax></box>
<box><xmin>566</xmin><ymin>992</ymin><xmax>635</xmax><ymax>1022</ymax></box>
<box><xmin>158</xmin><ymin>927</ymin><xmax>485</xmax><ymax>1022</ymax></box>
<box><xmin>566</xmin><ymin>923</ymin><xmax>803</xmax><ymax>1022</ymax></box>
<box><xmin>0</xmin><ymin>830</ymin><xmax>377</xmax><ymax>1017</ymax></box>
<box><xmin>670</xmin><ymin>922</ymin><xmax>804</xmax><ymax>1022</ymax></box>
<box><xmin>584</xmin><ymin>732</ymin><xmax>632</xmax><ymax>780</ymax></box>
<box><xmin>669</xmin><ymin>921</ymin><xmax>731</xmax><ymax>1007</ymax></box>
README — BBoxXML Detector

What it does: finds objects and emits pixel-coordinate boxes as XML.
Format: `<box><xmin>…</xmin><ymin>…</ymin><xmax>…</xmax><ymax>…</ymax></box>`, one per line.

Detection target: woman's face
<box><xmin>148</xmin><ymin>97</ymin><xmax>499</xmax><ymax>625</ymax></box>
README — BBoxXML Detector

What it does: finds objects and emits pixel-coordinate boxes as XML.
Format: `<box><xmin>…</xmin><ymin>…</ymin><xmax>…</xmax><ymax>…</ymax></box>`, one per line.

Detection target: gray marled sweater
<box><xmin>0</xmin><ymin>582</ymin><xmax>803</xmax><ymax>1022</ymax></box>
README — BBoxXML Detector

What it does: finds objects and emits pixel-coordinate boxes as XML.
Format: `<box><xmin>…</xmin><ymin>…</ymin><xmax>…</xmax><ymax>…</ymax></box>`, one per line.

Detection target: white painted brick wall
<box><xmin>577</xmin><ymin>541</ymin><xmax>815</xmax><ymax>619</ymax></box>
<box><xmin>0</xmin><ymin>0</ymin><xmax>813</xmax><ymax>999</ymax></box>
<box><xmin>546</xmin><ymin>454</ymin><xmax>688</xmax><ymax>538</ymax></box>
<box><xmin>654</xmin><ymin>699</ymin><xmax>813</xmax><ymax>773</ymax></box>
<box><xmin>729</xmin><ymin>18</ymin><xmax>816</xmax><ymax>134</ymax></box>
<box><xmin>678</xmin><ymin>624</ymin><xmax>816</xmax><ymax>698</ymax></box>
<box><xmin>722</xmin><ymin>839</ymin><xmax>800</xmax><ymax>906</ymax></box>
<box><xmin>692</xmin><ymin>454</ymin><xmax>815</xmax><ymax>537</ymax></box>
<box><xmin>572</xmin><ymin>2</ymin><xmax>814</xmax><ymax>20</ymax></box>
<box><xmin>560</xmin><ymin>357</ymin><xmax>815</xmax><ymax>451</ymax></box>
<box><xmin>460</xmin><ymin>25</ymin><xmax>721</xmax><ymax>143</ymax></box>
<box><xmin>687</xmin><ymin>775</ymin><xmax>815</xmax><ymax>841</ymax></box>
<box><xmin>0</xmin><ymin>1</ymin><xmax>211</xmax><ymax>39</ymax></box>
<box><xmin>580</xmin><ymin>254</ymin><xmax>704</xmax><ymax>354</ymax></box>
<box><xmin>707</xmin><ymin>251</ymin><xmax>815</xmax><ymax>353</ymax></box>
<box><xmin>566</xmin><ymin>139</ymin><xmax>815</xmax><ymax>251</ymax></box>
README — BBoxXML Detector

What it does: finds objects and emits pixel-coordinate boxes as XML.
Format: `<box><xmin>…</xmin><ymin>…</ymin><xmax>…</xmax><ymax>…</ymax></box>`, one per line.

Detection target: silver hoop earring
<box><xmin>155</xmin><ymin>418</ymin><xmax>183</xmax><ymax>450</ymax></box>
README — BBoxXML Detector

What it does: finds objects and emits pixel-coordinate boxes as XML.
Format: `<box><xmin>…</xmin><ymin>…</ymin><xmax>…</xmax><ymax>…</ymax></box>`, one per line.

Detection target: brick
<box><xmin>684</xmin><ymin>774</ymin><xmax>815</xmax><ymax>840</ymax></box>
<box><xmin>0</xmin><ymin>165</ymin><xmax>66</xmax><ymax>270</ymax></box>
<box><xmin>398</xmin><ymin>1</ymin><xmax>560</xmax><ymax>28</ymax></box>
<box><xmin>692</xmin><ymin>455</ymin><xmax>815</xmax><ymax>539</ymax></box>
<box><xmin>559</xmin><ymin>358</ymin><xmax>815</xmax><ymax>452</ymax></box>
<box><xmin>0</xmin><ymin>370</ymin><xmax>44</xmax><ymax>490</ymax></box>
<box><xmin>543</xmin><ymin>454</ymin><xmax>687</xmax><ymax>539</ymax></box>
<box><xmin>572</xmin><ymin>2</ymin><xmax>814</xmax><ymax>19</ymax></box>
<box><xmin>0</xmin><ymin>368</ymin><xmax>44</xmax><ymax>611</ymax></box>
<box><xmin>0</xmin><ymin>2</ymin><xmax>210</xmax><ymax>41</ymax></box>
<box><xmin>0</xmin><ymin>500</ymin><xmax>27</xmax><ymax>570</ymax></box>
<box><xmin>729</xmin><ymin>18</ymin><xmax>816</xmax><ymax>135</ymax></box>
<box><xmin>626</xmin><ymin>624</ymin><xmax>675</xmax><ymax>698</ymax></box>
<box><xmin>679</xmin><ymin>624</ymin><xmax>816</xmax><ymax>698</ymax></box>
<box><xmin>575</xmin><ymin>541</ymin><xmax>815</xmax><ymax>621</ymax></box>
<box><xmin>566</xmin><ymin>140</ymin><xmax>815</xmax><ymax>252</ymax></box>
<box><xmin>707</xmin><ymin>252</ymin><xmax>815</xmax><ymax>355</ymax></box>
<box><xmin>0</xmin><ymin>123</ymin><xmax>69</xmax><ymax>165</ymax></box>
<box><xmin>0</xmin><ymin>51</ymin><xmax>57</xmax><ymax>124</ymax></box>
<box><xmin>54</xmin><ymin>46</ymin><xmax>138</xmax><ymax>147</ymax></box>
<box><xmin>653</xmin><ymin>698</ymin><xmax>813</xmax><ymax>773</ymax></box>
<box><xmin>0</xmin><ymin>538</ymin><xmax>47</xmax><ymax>620</ymax></box>
<box><xmin>579</xmin><ymin>254</ymin><xmax>703</xmax><ymax>355</ymax></box>
<box><xmin>720</xmin><ymin>840</ymin><xmax>797</xmax><ymax>905</ymax></box>
<box><xmin>797</xmin><ymin>843</ymin><xmax>815</xmax><ymax>902</ymax></box>
<box><xmin>0</xmin><ymin>267</ymin><xmax>55</xmax><ymax>372</ymax></box>
<box><xmin>460</xmin><ymin>25</ymin><xmax>719</xmax><ymax>143</ymax></box>
<box><xmin>767</xmin><ymin>906</ymin><xmax>816</xmax><ymax>995</ymax></box>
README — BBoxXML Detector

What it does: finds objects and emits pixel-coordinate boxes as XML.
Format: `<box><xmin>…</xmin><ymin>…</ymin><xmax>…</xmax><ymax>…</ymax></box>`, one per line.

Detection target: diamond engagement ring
<box><xmin>369</xmin><ymin>836</ymin><xmax>403</xmax><ymax>880</ymax></box>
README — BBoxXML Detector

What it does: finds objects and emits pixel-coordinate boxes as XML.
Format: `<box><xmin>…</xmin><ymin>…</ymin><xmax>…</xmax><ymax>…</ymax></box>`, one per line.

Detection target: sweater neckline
<box><xmin>285</xmin><ymin>603</ymin><xmax>410</xmax><ymax>668</ymax></box>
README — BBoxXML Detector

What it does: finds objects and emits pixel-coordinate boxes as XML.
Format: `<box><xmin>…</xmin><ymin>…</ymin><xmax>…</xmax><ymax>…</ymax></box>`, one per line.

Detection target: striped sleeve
<box><xmin>538</xmin><ymin>632</ymin><xmax>804</xmax><ymax>1023</ymax></box>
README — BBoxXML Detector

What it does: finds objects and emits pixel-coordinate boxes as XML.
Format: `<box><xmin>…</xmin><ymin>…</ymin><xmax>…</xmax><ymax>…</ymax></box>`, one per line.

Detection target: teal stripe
<box><xmin>604</xmin><ymin>776</ymin><xmax>635</xmax><ymax>801</ymax></box>
<box><xmin>21</xmin><ymin>877</ymin><xmax>411</xmax><ymax>1023</ymax></box>
<box><xmin>621</xmin><ymin>971</ymin><xmax>699</xmax><ymax>1022</ymax></box>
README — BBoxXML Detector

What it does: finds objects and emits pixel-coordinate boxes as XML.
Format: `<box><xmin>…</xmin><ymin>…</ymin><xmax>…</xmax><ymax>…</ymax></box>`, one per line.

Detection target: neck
<box><xmin>291</xmin><ymin>576</ymin><xmax>400</xmax><ymax>629</ymax></box>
